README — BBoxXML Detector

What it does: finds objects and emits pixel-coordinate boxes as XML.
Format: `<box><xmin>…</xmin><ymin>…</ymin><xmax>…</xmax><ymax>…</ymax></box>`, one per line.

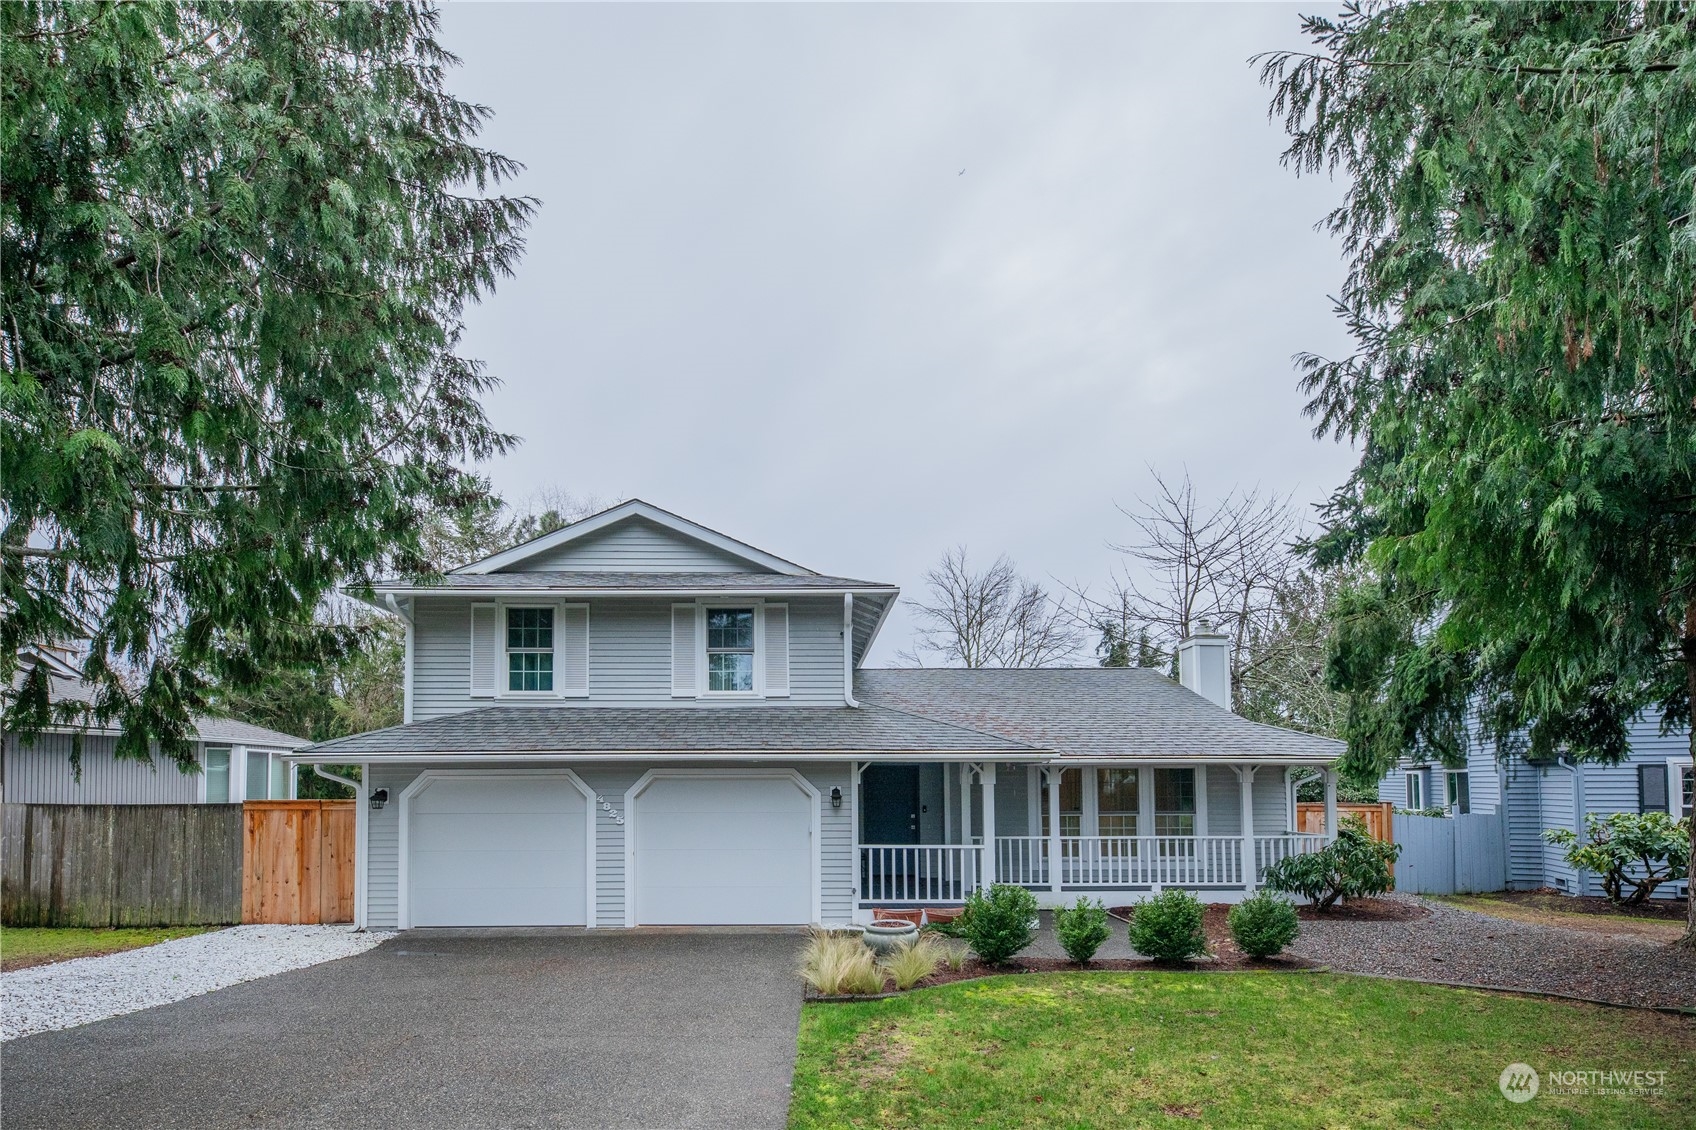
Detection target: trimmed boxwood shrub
<box><xmin>1128</xmin><ymin>888</ymin><xmax>1208</xmax><ymax>962</ymax></box>
<box><xmin>1227</xmin><ymin>890</ymin><xmax>1300</xmax><ymax>958</ymax></box>
<box><xmin>1054</xmin><ymin>896</ymin><xmax>1111</xmax><ymax>964</ymax></box>
<box><xmin>961</xmin><ymin>883</ymin><xmax>1040</xmax><ymax>964</ymax></box>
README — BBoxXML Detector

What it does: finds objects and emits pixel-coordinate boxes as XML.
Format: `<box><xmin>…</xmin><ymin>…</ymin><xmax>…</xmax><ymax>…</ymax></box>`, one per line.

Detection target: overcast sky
<box><xmin>436</xmin><ymin>2</ymin><xmax>1358</xmax><ymax>665</ymax></box>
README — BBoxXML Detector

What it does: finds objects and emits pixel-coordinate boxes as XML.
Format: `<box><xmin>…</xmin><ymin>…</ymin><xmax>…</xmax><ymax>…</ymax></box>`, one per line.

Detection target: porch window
<box><xmin>1039</xmin><ymin>768</ymin><xmax>1082</xmax><ymax>837</ymax></box>
<box><xmin>1445</xmin><ymin>771</ymin><xmax>1470</xmax><ymax>815</ymax></box>
<box><xmin>1405</xmin><ymin>772</ymin><xmax>1423</xmax><ymax>810</ymax></box>
<box><xmin>506</xmin><ymin>607</ymin><xmax>555</xmax><ymax>692</ymax></box>
<box><xmin>1097</xmin><ymin>768</ymin><xmax>1139</xmax><ymax>836</ymax></box>
<box><xmin>1153</xmin><ymin>768</ymin><xmax>1196</xmax><ymax>837</ymax></box>
<box><xmin>705</xmin><ymin>608</ymin><xmax>755</xmax><ymax>692</ymax></box>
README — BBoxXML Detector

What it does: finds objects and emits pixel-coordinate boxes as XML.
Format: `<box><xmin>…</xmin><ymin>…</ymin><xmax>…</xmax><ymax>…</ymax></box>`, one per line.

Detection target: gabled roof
<box><xmin>294</xmin><ymin>704</ymin><xmax>1034</xmax><ymax>760</ymax></box>
<box><xmin>7</xmin><ymin>664</ymin><xmax>305</xmax><ymax>749</ymax></box>
<box><xmin>453</xmin><ymin>499</ymin><xmax>815</xmax><ymax>576</ymax></box>
<box><xmin>371</xmin><ymin>572</ymin><xmax>895</xmax><ymax>596</ymax></box>
<box><xmin>855</xmin><ymin>667</ymin><xmax>1344</xmax><ymax>764</ymax></box>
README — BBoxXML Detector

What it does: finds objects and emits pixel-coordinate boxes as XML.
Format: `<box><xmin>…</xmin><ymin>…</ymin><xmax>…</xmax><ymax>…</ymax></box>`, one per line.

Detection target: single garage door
<box><xmin>407</xmin><ymin>774</ymin><xmax>589</xmax><ymax>927</ymax></box>
<box><xmin>632</xmin><ymin>774</ymin><xmax>813</xmax><ymax>925</ymax></box>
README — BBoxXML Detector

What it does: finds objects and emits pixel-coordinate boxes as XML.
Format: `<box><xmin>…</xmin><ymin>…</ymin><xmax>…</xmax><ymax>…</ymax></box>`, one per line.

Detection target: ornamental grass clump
<box><xmin>1128</xmin><ymin>889</ymin><xmax>1208</xmax><ymax>963</ymax></box>
<box><xmin>1054</xmin><ymin>897</ymin><xmax>1112</xmax><ymax>964</ymax></box>
<box><xmin>879</xmin><ymin>935</ymin><xmax>945</xmax><ymax>990</ymax></box>
<box><xmin>1227</xmin><ymin>891</ymin><xmax>1300</xmax><ymax>958</ymax></box>
<box><xmin>961</xmin><ymin>884</ymin><xmax>1040</xmax><ymax>965</ymax></box>
<box><xmin>797</xmin><ymin>929</ymin><xmax>886</xmax><ymax>996</ymax></box>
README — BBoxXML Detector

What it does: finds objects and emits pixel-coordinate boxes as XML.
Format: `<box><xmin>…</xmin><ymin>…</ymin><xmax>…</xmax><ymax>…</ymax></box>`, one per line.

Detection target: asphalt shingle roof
<box><xmin>11</xmin><ymin>667</ymin><xmax>306</xmax><ymax>748</ymax></box>
<box><xmin>854</xmin><ymin>667</ymin><xmax>1344</xmax><ymax>763</ymax></box>
<box><xmin>300</xmin><ymin>704</ymin><xmax>1034</xmax><ymax>757</ymax></box>
<box><xmin>372</xmin><ymin>572</ymin><xmax>894</xmax><ymax>592</ymax></box>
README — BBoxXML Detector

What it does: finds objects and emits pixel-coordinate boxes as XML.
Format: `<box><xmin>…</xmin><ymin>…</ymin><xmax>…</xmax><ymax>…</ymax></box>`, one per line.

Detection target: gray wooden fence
<box><xmin>2</xmin><ymin>803</ymin><xmax>244</xmax><ymax>927</ymax></box>
<box><xmin>1392</xmin><ymin>811</ymin><xmax>1508</xmax><ymax>895</ymax></box>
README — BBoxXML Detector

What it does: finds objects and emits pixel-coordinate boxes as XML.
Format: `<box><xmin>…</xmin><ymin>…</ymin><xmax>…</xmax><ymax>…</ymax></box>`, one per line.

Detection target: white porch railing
<box><xmin>1055</xmin><ymin>836</ymin><xmax>1246</xmax><ymax>887</ymax></box>
<box><xmin>995</xmin><ymin>836</ymin><xmax>1050</xmax><ymax>886</ymax></box>
<box><xmin>860</xmin><ymin>844</ymin><xmax>982</xmax><ymax>903</ymax></box>
<box><xmin>1253</xmin><ymin>834</ymin><xmax>1331</xmax><ymax>882</ymax></box>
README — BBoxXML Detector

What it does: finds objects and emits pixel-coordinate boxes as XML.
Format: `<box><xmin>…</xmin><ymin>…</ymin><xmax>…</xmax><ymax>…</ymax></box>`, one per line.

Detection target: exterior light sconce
<box><xmin>370</xmin><ymin>788</ymin><xmax>389</xmax><ymax>810</ymax></box>
<box><xmin>830</xmin><ymin>787</ymin><xmax>843</xmax><ymax>809</ymax></box>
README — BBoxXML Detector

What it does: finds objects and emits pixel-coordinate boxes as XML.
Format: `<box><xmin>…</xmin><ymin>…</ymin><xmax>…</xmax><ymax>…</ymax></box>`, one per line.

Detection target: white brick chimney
<box><xmin>1176</xmin><ymin>623</ymin><xmax>1231</xmax><ymax>711</ymax></box>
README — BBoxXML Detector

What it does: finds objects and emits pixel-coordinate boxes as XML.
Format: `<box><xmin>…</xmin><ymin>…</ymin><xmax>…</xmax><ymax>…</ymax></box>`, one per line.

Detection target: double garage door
<box><xmin>405</xmin><ymin>772</ymin><xmax>814</xmax><ymax>927</ymax></box>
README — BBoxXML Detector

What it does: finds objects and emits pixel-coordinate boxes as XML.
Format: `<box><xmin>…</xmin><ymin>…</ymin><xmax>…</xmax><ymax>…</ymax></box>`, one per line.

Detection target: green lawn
<box><xmin>0</xmin><ymin>926</ymin><xmax>214</xmax><ymax>971</ymax></box>
<box><xmin>789</xmin><ymin>972</ymin><xmax>1694</xmax><ymax>1129</ymax></box>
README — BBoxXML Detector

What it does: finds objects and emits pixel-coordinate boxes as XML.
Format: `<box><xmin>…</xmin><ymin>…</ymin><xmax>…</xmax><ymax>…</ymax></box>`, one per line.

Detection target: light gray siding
<box><xmin>410</xmin><ymin>595</ymin><xmax>846</xmax><ymax>720</ymax></box>
<box><xmin>363</xmin><ymin>761</ymin><xmax>855</xmax><ymax>929</ymax></box>
<box><xmin>1538</xmin><ymin>763</ymin><xmax>1581</xmax><ymax>893</ymax></box>
<box><xmin>1502</xmin><ymin>758</ymin><xmax>1544</xmax><ymax>888</ymax></box>
<box><xmin>511</xmin><ymin>519</ymin><xmax>759</xmax><ymax>573</ymax></box>
<box><xmin>1204</xmin><ymin>766</ymin><xmax>1242</xmax><ymax>835</ymax></box>
<box><xmin>3</xmin><ymin>733</ymin><xmax>204</xmax><ymax>804</ymax></box>
<box><xmin>1251</xmin><ymin>771</ymin><xmax>1289</xmax><ymax>834</ymax></box>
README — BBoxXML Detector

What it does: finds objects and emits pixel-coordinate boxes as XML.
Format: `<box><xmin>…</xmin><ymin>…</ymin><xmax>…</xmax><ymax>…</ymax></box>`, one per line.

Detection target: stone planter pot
<box><xmin>862</xmin><ymin>920</ymin><xmax>919</xmax><ymax>956</ymax></box>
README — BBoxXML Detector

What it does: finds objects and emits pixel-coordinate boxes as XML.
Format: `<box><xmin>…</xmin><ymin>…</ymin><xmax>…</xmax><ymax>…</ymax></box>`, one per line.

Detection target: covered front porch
<box><xmin>851</xmin><ymin>759</ymin><xmax>1339</xmax><ymax>912</ymax></box>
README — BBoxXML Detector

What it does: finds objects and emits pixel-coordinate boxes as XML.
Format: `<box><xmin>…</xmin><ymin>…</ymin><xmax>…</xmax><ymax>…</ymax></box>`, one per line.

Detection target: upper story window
<box><xmin>507</xmin><ymin>607</ymin><xmax>554</xmax><ymax>692</ymax></box>
<box><xmin>1405</xmin><ymin>772</ymin><xmax>1424</xmax><ymax>810</ymax></box>
<box><xmin>706</xmin><ymin>608</ymin><xmax>755</xmax><ymax>692</ymax></box>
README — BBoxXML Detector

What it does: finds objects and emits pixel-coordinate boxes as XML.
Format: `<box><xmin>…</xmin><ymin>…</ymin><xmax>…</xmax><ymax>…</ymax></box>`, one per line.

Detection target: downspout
<box><xmin>385</xmin><ymin>594</ymin><xmax>415</xmax><ymax>724</ymax></box>
<box><xmin>314</xmin><ymin>765</ymin><xmax>368</xmax><ymax>931</ymax></box>
<box><xmin>843</xmin><ymin>593</ymin><xmax>859</xmax><ymax>707</ymax></box>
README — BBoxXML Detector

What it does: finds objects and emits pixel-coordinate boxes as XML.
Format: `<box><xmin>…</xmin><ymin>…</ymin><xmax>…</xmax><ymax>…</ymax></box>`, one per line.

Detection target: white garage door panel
<box><xmin>633</xmin><ymin>775</ymin><xmax>813</xmax><ymax>926</ymax></box>
<box><xmin>407</xmin><ymin>776</ymin><xmax>588</xmax><ymax>928</ymax></box>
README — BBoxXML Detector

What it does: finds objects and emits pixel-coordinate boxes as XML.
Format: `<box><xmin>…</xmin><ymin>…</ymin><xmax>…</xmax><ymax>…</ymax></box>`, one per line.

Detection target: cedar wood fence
<box><xmin>2</xmin><ymin>800</ymin><xmax>354</xmax><ymax>927</ymax></box>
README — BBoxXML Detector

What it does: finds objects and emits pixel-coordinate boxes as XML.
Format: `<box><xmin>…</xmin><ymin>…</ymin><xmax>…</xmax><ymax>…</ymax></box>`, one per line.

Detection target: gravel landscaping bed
<box><xmin>2</xmin><ymin>925</ymin><xmax>393</xmax><ymax>1041</ymax></box>
<box><xmin>1287</xmin><ymin>893</ymin><xmax>1696</xmax><ymax>1010</ymax></box>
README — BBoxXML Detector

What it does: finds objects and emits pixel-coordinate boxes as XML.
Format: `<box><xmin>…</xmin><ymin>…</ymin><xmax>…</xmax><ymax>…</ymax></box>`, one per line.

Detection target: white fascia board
<box><xmin>374</xmin><ymin>586</ymin><xmax>899</xmax><ymax>599</ymax></box>
<box><xmin>451</xmin><ymin>499</ymin><xmax>816</xmax><ymax>576</ymax></box>
<box><xmin>1047</xmin><ymin>755</ymin><xmax>1341</xmax><ymax>767</ymax></box>
<box><xmin>285</xmin><ymin>749</ymin><xmax>1041</xmax><ymax>765</ymax></box>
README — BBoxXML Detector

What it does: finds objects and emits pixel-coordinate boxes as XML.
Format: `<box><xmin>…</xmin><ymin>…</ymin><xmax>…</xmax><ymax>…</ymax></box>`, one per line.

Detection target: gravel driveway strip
<box><xmin>2</xmin><ymin>925</ymin><xmax>393</xmax><ymax>1041</ymax></box>
<box><xmin>1288</xmin><ymin>894</ymin><xmax>1696</xmax><ymax>1010</ymax></box>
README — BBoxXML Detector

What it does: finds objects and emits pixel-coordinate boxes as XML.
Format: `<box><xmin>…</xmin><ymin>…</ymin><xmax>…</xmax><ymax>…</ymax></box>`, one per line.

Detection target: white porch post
<box><xmin>1045</xmin><ymin>766</ymin><xmax>1063</xmax><ymax>894</ymax></box>
<box><xmin>1323</xmin><ymin>768</ymin><xmax>1339</xmax><ymax>837</ymax></box>
<box><xmin>849</xmin><ymin>761</ymin><xmax>860</xmax><ymax>908</ymax></box>
<box><xmin>1238</xmin><ymin>765</ymin><xmax>1258</xmax><ymax>891</ymax></box>
<box><xmin>980</xmin><ymin>763</ymin><xmax>997</xmax><ymax>885</ymax></box>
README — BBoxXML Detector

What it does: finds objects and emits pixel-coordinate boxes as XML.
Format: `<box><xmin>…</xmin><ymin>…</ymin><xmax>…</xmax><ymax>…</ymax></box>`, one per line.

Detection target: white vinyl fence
<box><xmin>1392</xmin><ymin>811</ymin><xmax>1507</xmax><ymax>895</ymax></box>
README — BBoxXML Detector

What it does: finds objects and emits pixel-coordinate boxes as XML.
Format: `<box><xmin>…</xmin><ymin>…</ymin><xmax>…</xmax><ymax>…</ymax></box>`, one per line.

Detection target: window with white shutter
<box><xmin>559</xmin><ymin>604</ymin><xmax>590</xmax><ymax>696</ymax></box>
<box><xmin>763</xmin><ymin>604</ymin><xmax>790</xmax><ymax>697</ymax></box>
<box><xmin>671</xmin><ymin>604</ymin><xmax>699</xmax><ymax>697</ymax></box>
<box><xmin>469</xmin><ymin>603</ymin><xmax>499</xmax><ymax>697</ymax></box>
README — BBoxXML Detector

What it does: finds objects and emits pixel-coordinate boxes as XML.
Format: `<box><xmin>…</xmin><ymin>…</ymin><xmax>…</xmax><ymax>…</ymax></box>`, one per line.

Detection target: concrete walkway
<box><xmin>0</xmin><ymin>930</ymin><xmax>809</xmax><ymax>1129</ymax></box>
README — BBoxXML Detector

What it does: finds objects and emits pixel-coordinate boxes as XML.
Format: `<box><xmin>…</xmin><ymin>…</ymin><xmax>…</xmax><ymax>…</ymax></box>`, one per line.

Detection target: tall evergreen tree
<box><xmin>1260</xmin><ymin>4</ymin><xmax>1696</xmax><ymax>939</ymax></box>
<box><xmin>1</xmin><ymin>2</ymin><xmax>534</xmax><ymax>768</ymax></box>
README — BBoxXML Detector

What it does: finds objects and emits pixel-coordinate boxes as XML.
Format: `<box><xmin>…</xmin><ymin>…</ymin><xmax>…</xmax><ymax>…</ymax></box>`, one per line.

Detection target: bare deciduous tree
<box><xmin>902</xmin><ymin>547</ymin><xmax>1082</xmax><ymax>668</ymax></box>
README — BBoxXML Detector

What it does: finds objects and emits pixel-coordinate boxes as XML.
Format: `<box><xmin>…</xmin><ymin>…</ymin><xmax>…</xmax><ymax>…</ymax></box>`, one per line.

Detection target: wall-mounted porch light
<box><xmin>830</xmin><ymin>786</ymin><xmax>843</xmax><ymax>809</ymax></box>
<box><xmin>370</xmin><ymin>788</ymin><xmax>389</xmax><ymax>810</ymax></box>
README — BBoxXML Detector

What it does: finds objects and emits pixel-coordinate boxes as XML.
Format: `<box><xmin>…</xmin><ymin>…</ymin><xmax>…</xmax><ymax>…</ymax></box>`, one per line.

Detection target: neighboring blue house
<box><xmin>1378</xmin><ymin>720</ymin><xmax>1693</xmax><ymax>899</ymax></box>
<box><xmin>3</xmin><ymin>646</ymin><xmax>305</xmax><ymax>805</ymax></box>
<box><xmin>294</xmin><ymin>499</ymin><xmax>1348</xmax><ymax>930</ymax></box>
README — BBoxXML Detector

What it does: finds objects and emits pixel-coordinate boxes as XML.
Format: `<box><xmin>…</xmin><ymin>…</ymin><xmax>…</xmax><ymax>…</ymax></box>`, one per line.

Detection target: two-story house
<box><xmin>294</xmin><ymin>500</ymin><xmax>1347</xmax><ymax>930</ymax></box>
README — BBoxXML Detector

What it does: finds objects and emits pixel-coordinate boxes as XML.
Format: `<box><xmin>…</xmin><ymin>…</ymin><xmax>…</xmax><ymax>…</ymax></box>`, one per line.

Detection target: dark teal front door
<box><xmin>862</xmin><ymin>765</ymin><xmax>920</xmax><ymax>844</ymax></box>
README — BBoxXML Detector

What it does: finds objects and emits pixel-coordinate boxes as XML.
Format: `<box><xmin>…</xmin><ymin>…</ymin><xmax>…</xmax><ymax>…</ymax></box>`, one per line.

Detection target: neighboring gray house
<box><xmin>295</xmin><ymin>499</ymin><xmax>1347</xmax><ymax>930</ymax></box>
<box><xmin>1378</xmin><ymin>720</ymin><xmax>1693</xmax><ymax>899</ymax></box>
<box><xmin>3</xmin><ymin>647</ymin><xmax>305</xmax><ymax>805</ymax></box>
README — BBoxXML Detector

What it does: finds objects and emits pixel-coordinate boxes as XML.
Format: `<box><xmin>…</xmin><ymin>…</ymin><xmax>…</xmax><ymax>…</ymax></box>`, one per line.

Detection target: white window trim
<box><xmin>495</xmin><ymin>601</ymin><xmax>588</xmax><ymax>700</ymax></box>
<box><xmin>1406</xmin><ymin>771</ymin><xmax>1424</xmax><ymax>810</ymax></box>
<box><xmin>698</xmin><ymin>600</ymin><xmax>766</xmax><ymax>699</ymax></box>
<box><xmin>1669</xmin><ymin>757</ymin><xmax>1695</xmax><ymax>819</ymax></box>
<box><xmin>1025</xmin><ymin>765</ymin><xmax>1202</xmax><ymax>838</ymax></box>
<box><xmin>396</xmin><ymin>768</ymin><xmax>596</xmax><ymax>931</ymax></box>
<box><xmin>1445</xmin><ymin>769</ymin><xmax>1470</xmax><ymax>815</ymax></box>
<box><xmin>200</xmin><ymin>744</ymin><xmax>233</xmax><ymax>804</ymax></box>
<box><xmin>622</xmin><ymin>768</ymin><xmax>820</xmax><ymax>927</ymax></box>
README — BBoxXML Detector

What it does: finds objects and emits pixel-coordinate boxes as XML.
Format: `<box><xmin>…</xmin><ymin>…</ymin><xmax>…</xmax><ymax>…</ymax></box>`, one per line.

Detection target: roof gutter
<box><xmin>843</xmin><ymin>594</ymin><xmax>859</xmax><ymax>707</ymax></box>
<box><xmin>284</xmin><ymin>749</ymin><xmax>1038</xmax><ymax>765</ymax></box>
<box><xmin>366</xmin><ymin>585</ymin><xmax>901</xmax><ymax>599</ymax></box>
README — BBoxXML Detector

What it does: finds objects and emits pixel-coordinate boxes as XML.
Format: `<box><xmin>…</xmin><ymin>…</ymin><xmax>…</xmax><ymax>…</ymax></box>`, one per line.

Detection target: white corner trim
<box><xmin>622</xmin><ymin>768</ymin><xmax>822</xmax><ymax>928</ymax></box>
<box><xmin>385</xmin><ymin>594</ymin><xmax>415</xmax><ymax>724</ymax></box>
<box><xmin>451</xmin><ymin>499</ymin><xmax>814</xmax><ymax>576</ymax></box>
<box><xmin>843</xmin><ymin>594</ymin><xmax>859</xmax><ymax>707</ymax></box>
<box><xmin>396</xmin><ymin>768</ymin><xmax>596</xmax><ymax>931</ymax></box>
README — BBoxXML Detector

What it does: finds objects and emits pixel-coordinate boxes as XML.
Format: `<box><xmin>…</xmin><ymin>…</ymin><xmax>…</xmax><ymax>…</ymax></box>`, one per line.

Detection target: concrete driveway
<box><xmin>0</xmin><ymin>930</ymin><xmax>808</xmax><ymax>1130</ymax></box>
